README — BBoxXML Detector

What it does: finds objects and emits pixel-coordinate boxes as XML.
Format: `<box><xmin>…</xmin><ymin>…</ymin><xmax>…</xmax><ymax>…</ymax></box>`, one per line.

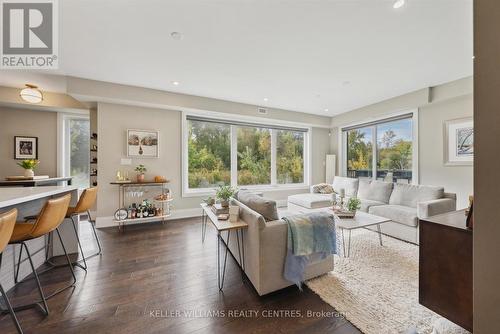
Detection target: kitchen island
<box><xmin>0</xmin><ymin>186</ymin><xmax>80</xmax><ymax>291</ymax></box>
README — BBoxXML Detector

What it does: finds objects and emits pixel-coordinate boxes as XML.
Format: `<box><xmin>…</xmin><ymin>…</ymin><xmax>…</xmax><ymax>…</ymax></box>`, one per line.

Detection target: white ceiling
<box><xmin>1</xmin><ymin>0</ymin><xmax>473</xmax><ymax>116</ymax></box>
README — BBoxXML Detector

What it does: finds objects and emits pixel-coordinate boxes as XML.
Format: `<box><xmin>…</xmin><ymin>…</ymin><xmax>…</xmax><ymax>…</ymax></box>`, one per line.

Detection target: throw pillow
<box><xmin>312</xmin><ymin>183</ymin><xmax>334</xmax><ymax>194</ymax></box>
<box><xmin>237</xmin><ymin>191</ymin><xmax>279</xmax><ymax>222</ymax></box>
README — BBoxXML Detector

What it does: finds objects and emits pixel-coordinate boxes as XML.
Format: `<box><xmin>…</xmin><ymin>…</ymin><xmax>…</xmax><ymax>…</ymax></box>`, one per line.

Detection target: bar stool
<box><xmin>0</xmin><ymin>209</ymin><xmax>23</xmax><ymax>334</ymax></box>
<box><xmin>7</xmin><ymin>194</ymin><xmax>76</xmax><ymax>316</ymax></box>
<box><xmin>61</xmin><ymin>187</ymin><xmax>101</xmax><ymax>271</ymax></box>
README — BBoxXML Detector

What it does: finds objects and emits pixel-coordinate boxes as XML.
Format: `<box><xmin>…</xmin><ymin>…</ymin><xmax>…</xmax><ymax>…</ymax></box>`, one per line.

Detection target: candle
<box><xmin>339</xmin><ymin>188</ymin><xmax>345</xmax><ymax>198</ymax></box>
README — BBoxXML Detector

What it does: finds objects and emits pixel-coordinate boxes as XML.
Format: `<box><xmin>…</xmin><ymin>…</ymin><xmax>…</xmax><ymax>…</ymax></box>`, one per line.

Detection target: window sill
<box><xmin>182</xmin><ymin>184</ymin><xmax>310</xmax><ymax>198</ymax></box>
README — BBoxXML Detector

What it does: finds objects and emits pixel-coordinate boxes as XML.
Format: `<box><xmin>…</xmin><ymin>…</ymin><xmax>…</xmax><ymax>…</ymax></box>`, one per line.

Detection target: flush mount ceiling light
<box><xmin>263</xmin><ymin>97</ymin><xmax>269</xmax><ymax>102</ymax></box>
<box><xmin>20</xmin><ymin>84</ymin><xmax>43</xmax><ymax>103</ymax></box>
<box><xmin>393</xmin><ymin>0</ymin><xmax>405</xmax><ymax>9</ymax></box>
<box><xmin>170</xmin><ymin>32</ymin><xmax>183</xmax><ymax>40</ymax></box>
<box><xmin>324</xmin><ymin>108</ymin><xmax>329</xmax><ymax>112</ymax></box>
<box><xmin>172</xmin><ymin>81</ymin><xmax>180</xmax><ymax>86</ymax></box>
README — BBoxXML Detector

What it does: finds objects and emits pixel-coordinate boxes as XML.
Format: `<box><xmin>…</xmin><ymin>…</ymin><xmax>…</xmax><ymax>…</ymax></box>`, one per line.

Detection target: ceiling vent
<box><xmin>257</xmin><ymin>107</ymin><xmax>268</xmax><ymax>115</ymax></box>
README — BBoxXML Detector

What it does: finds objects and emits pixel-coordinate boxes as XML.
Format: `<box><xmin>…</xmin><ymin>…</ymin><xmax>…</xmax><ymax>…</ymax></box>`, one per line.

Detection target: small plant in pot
<box><xmin>215</xmin><ymin>185</ymin><xmax>236</xmax><ymax>208</ymax></box>
<box><xmin>204</xmin><ymin>196</ymin><xmax>215</xmax><ymax>206</ymax></box>
<box><xmin>347</xmin><ymin>197</ymin><xmax>361</xmax><ymax>216</ymax></box>
<box><xmin>17</xmin><ymin>159</ymin><xmax>40</xmax><ymax>178</ymax></box>
<box><xmin>134</xmin><ymin>164</ymin><xmax>147</xmax><ymax>182</ymax></box>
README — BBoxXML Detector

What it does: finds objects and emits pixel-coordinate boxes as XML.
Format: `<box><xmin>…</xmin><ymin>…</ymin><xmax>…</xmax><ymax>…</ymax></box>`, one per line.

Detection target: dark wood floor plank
<box><xmin>0</xmin><ymin>218</ymin><xmax>361</xmax><ymax>334</ymax></box>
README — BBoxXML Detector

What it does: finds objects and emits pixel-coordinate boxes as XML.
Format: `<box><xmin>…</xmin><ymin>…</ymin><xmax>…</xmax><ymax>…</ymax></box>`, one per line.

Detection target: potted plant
<box><xmin>17</xmin><ymin>159</ymin><xmax>40</xmax><ymax>178</ymax></box>
<box><xmin>215</xmin><ymin>185</ymin><xmax>236</xmax><ymax>208</ymax></box>
<box><xmin>347</xmin><ymin>197</ymin><xmax>361</xmax><ymax>216</ymax></box>
<box><xmin>134</xmin><ymin>164</ymin><xmax>147</xmax><ymax>182</ymax></box>
<box><xmin>204</xmin><ymin>196</ymin><xmax>215</xmax><ymax>206</ymax></box>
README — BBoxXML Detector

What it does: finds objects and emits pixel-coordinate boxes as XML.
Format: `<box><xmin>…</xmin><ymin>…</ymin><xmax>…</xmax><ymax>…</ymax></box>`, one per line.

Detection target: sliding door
<box><xmin>343</xmin><ymin>113</ymin><xmax>415</xmax><ymax>184</ymax></box>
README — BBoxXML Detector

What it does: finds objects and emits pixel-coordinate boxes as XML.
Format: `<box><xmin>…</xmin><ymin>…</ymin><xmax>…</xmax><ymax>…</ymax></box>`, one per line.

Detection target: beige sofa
<box><xmin>226</xmin><ymin>198</ymin><xmax>334</xmax><ymax>296</ymax></box>
<box><xmin>288</xmin><ymin>176</ymin><xmax>457</xmax><ymax>244</ymax></box>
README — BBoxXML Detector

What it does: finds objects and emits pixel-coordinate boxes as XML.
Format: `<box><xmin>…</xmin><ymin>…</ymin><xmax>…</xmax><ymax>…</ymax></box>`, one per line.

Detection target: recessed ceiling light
<box><xmin>324</xmin><ymin>108</ymin><xmax>329</xmax><ymax>112</ymax></box>
<box><xmin>172</xmin><ymin>81</ymin><xmax>180</xmax><ymax>86</ymax></box>
<box><xmin>263</xmin><ymin>97</ymin><xmax>269</xmax><ymax>102</ymax></box>
<box><xmin>170</xmin><ymin>32</ymin><xmax>183</xmax><ymax>40</ymax></box>
<box><xmin>393</xmin><ymin>0</ymin><xmax>405</xmax><ymax>9</ymax></box>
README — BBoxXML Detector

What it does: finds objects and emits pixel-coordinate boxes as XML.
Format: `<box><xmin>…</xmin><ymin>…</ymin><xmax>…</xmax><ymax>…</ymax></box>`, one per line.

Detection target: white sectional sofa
<box><xmin>288</xmin><ymin>176</ymin><xmax>457</xmax><ymax>244</ymax></box>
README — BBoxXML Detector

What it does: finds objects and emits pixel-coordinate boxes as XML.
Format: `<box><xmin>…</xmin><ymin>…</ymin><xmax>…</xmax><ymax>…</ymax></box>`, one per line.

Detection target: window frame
<box><xmin>339</xmin><ymin>109</ymin><xmax>419</xmax><ymax>184</ymax></box>
<box><xmin>57</xmin><ymin>113</ymin><xmax>91</xmax><ymax>189</ymax></box>
<box><xmin>182</xmin><ymin>112</ymin><xmax>311</xmax><ymax>197</ymax></box>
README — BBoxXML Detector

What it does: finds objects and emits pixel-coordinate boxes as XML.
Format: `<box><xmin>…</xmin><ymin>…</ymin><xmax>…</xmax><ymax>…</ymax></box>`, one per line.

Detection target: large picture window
<box><xmin>188</xmin><ymin>119</ymin><xmax>231</xmax><ymax>188</ymax></box>
<box><xmin>277</xmin><ymin>130</ymin><xmax>304</xmax><ymax>184</ymax></box>
<box><xmin>184</xmin><ymin>115</ymin><xmax>309</xmax><ymax>194</ymax></box>
<box><xmin>343</xmin><ymin>113</ymin><xmax>415</xmax><ymax>184</ymax></box>
<box><xmin>237</xmin><ymin>126</ymin><xmax>271</xmax><ymax>186</ymax></box>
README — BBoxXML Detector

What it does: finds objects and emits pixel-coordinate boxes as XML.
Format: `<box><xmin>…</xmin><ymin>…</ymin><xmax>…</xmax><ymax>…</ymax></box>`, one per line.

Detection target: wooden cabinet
<box><xmin>419</xmin><ymin>210</ymin><xmax>472</xmax><ymax>332</ymax></box>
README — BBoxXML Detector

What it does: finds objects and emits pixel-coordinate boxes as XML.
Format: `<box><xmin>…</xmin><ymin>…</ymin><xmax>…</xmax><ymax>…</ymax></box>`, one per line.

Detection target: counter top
<box><xmin>0</xmin><ymin>186</ymin><xmax>78</xmax><ymax>208</ymax></box>
<box><xmin>0</xmin><ymin>177</ymin><xmax>72</xmax><ymax>187</ymax></box>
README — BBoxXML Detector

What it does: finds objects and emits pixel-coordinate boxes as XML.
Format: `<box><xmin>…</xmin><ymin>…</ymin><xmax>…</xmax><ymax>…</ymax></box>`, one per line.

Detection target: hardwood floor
<box><xmin>0</xmin><ymin>217</ymin><xmax>361</xmax><ymax>334</ymax></box>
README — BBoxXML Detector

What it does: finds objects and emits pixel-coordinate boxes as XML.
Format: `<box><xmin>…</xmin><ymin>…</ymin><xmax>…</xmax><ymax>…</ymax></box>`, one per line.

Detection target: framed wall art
<box><xmin>14</xmin><ymin>136</ymin><xmax>38</xmax><ymax>160</ymax></box>
<box><xmin>127</xmin><ymin>129</ymin><xmax>159</xmax><ymax>158</ymax></box>
<box><xmin>444</xmin><ymin>118</ymin><xmax>473</xmax><ymax>166</ymax></box>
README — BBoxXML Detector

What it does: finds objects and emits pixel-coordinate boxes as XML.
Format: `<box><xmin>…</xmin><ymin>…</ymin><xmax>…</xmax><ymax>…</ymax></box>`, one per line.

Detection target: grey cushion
<box><xmin>369</xmin><ymin>204</ymin><xmax>419</xmax><ymax>227</ymax></box>
<box><xmin>359</xmin><ymin>199</ymin><xmax>386</xmax><ymax>213</ymax></box>
<box><xmin>332</xmin><ymin>176</ymin><xmax>359</xmax><ymax>197</ymax></box>
<box><xmin>237</xmin><ymin>192</ymin><xmax>279</xmax><ymax>222</ymax></box>
<box><xmin>288</xmin><ymin>193</ymin><xmax>331</xmax><ymax>209</ymax></box>
<box><xmin>357</xmin><ymin>179</ymin><xmax>393</xmax><ymax>203</ymax></box>
<box><xmin>389</xmin><ymin>183</ymin><xmax>444</xmax><ymax>208</ymax></box>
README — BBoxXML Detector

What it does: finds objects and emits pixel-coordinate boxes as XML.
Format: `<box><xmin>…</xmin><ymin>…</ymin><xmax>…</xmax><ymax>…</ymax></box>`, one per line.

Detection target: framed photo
<box><xmin>14</xmin><ymin>136</ymin><xmax>38</xmax><ymax>160</ymax></box>
<box><xmin>444</xmin><ymin>118</ymin><xmax>473</xmax><ymax>166</ymax></box>
<box><xmin>127</xmin><ymin>129</ymin><xmax>159</xmax><ymax>158</ymax></box>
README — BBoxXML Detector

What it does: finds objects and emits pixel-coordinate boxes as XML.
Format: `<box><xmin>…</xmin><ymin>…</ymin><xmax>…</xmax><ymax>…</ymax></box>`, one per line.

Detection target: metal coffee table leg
<box><xmin>347</xmin><ymin>230</ymin><xmax>352</xmax><ymax>257</ymax></box>
<box><xmin>377</xmin><ymin>224</ymin><xmax>383</xmax><ymax>246</ymax></box>
<box><xmin>341</xmin><ymin>228</ymin><xmax>346</xmax><ymax>257</ymax></box>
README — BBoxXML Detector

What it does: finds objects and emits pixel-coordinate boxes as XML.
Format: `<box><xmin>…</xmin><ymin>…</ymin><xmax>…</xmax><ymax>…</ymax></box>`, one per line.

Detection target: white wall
<box><xmin>0</xmin><ymin>107</ymin><xmax>58</xmax><ymax>178</ymax></box>
<box><xmin>419</xmin><ymin>95</ymin><xmax>473</xmax><ymax>209</ymax></box>
<box><xmin>330</xmin><ymin>77</ymin><xmax>473</xmax><ymax>209</ymax></box>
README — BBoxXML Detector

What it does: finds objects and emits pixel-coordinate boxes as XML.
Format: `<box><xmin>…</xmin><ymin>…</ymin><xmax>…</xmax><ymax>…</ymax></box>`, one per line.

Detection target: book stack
<box><xmin>211</xmin><ymin>203</ymin><xmax>229</xmax><ymax>215</ymax></box>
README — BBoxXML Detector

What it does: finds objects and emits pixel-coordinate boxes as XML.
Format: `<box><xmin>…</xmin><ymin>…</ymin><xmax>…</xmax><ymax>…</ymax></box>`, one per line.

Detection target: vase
<box><xmin>220</xmin><ymin>199</ymin><xmax>229</xmax><ymax>208</ymax></box>
<box><xmin>24</xmin><ymin>169</ymin><xmax>34</xmax><ymax>178</ymax></box>
<box><xmin>137</xmin><ymin>174</ymin><xmax>145</xmax><ymax>182</ymax></box>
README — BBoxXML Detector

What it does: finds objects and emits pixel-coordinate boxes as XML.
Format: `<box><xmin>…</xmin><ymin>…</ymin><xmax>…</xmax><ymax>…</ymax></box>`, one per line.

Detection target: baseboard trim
<box><xmin>96</xmin><ymin>207</ymin><xmax>202</xmax><ymax>229</ymax></box>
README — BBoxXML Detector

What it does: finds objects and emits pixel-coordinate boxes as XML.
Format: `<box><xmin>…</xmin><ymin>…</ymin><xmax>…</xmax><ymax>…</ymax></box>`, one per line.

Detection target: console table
<box><xmin>419</xmin><ymin>210</ymin><xmax>472</xmax><ymax>332</ymax></box>
<box><xmin>201</xmin><ymin>203</ymin><xmax>247</xmax><ymax>291</ymax></box>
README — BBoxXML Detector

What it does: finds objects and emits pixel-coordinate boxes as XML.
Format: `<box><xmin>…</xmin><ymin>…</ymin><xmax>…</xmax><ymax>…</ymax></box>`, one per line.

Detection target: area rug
<box><xmin>306</xmin><ymin>229</ymin><xmax>470</xmax><ymax>334</ymax></box>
